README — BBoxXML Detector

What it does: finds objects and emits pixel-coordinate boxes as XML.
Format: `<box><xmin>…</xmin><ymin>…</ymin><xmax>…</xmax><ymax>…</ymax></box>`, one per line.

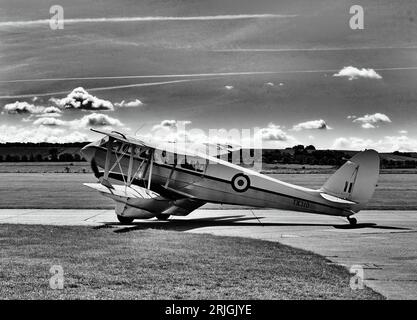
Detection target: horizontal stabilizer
<box><xmin>83</xmin><ymin>183</ymin><xmax>160</xmax><ymax>199</ymax></box>
<box><xmin>320</xmin><ymin>192</ymin><xmax>357</xmax><ymax>205</ymax></box>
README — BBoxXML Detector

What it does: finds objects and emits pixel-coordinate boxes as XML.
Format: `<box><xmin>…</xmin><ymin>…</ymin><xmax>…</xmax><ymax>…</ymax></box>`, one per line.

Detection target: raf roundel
<box><xmin>231</xmin><ymin>173</ymin><xmax>251</xmax><ymax>192</ymax></box>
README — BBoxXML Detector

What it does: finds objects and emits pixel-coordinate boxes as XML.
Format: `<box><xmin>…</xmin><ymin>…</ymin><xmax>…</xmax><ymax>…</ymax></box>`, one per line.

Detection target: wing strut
<box><xmin>101</xmin><ymin>137</ymin><xmax>114</xmax><ymax>189</ymax></box>
<box><xmin>127</xmin><ymin>147</ymin><xmax>134</xmax><ymax>186</ymax></box>
<box><xmin>164</xmin><ymin>164</ymin><xmax>176</xmax><ymax>188</ymax></box>
<box><xmin>147</xmin><ymin>150</ymin><xmax>154</xmax><ymax>189</ymax></box>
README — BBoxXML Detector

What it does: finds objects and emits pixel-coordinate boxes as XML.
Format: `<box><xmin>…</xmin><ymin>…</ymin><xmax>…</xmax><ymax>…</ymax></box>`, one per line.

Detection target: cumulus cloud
<box><xmin>30</xmin><ymin>113</ymin><xmax>123</xmax><ymax>130</ymax></box>
<box><xmin>353</xmin><ymin>113</ymin><xmax>391</xmax><ymax>129</ymax></box>
<box><xmin>255</xmin><ymin>123</ymin><xmax>298</xmax><ymax>148</ymax></box>
<box><xmin>224</xmin><ymin>85</ymin><xmax>234</xmax><ymax>90</ymax></box>
<box><xmin>4</xmin><ymin>101</ymin><xmax>45</xmax><ymax>114</ymax></box>
<box><xmin>0</xmin><ymin>124</ymin><xmax>88</xmax><ymax>143</ymax></box>
<box><xmin>4</xmin><ymin>101</ymin><xmax>64</xmax><ymax>119</ymax></box>
<box><xmin>292</xmin><ymin>119</ymin><xmax>331</xmax><ymax>131</ymax></box>
<box><xmin>33</xmin><ymin>117</ymin><xmax>67</xmax><ymax>126</ymax></box>
<box><xmin>70</xmin><ymin>113</ymin><xmax>123</xmax><ymax>128</ymax></box>
<box><xmin>258</xmin><ymin>123</ymin><xmax>288</xmax><ymax>141</ymax></box>
<box><xmin>35</xmin><ymin>106</ymin><xmax>62</xmax><ymax>118</ymax></box>
<box><xmin>115</xmin><ymin>99</ymin><xmax>144</xmax><ymax>108</ymax></box>
<box><xmin>152</xmin><ymin>120</ymin><xmax>191</xmax><ymax>132</ymax></box>
<box><xmin>333</xmin><ymin>66</ymin><xmax>382</xmax><ymax>80</ymax></box>
<box><xmin>50</xmin><ymin>87</ymin><xmax>114</xmax><ymax>111</ymax></box>
<box><xmin>332</xmin><ymin>135</ymin><xmax>417</xmax><ymax>152</ymax></box>
<box><xmin>43</xmin><ymin>106</ymin><xmax>61</xmax><ymax>114</ymax></box>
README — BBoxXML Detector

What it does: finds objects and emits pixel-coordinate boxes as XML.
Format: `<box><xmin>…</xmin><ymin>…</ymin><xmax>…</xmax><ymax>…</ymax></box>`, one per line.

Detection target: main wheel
<box><xmin>347</xmin><ymin>217</ymin><xmax>357</xmax><ymax>226</ymax></box>
<box><xmin>155</xmin><ymin>214</ymin><xmax>170</xmax><ymax>221</ymax></box>
<box><xmin>117</xmin><ymin>215</ymin><xmax>134</xmax><ymax>224</ymax></box>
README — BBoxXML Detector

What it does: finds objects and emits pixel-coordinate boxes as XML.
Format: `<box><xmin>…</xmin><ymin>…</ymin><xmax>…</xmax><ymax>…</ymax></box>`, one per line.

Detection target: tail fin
<box><xmin>320</xmin><ymin>150</ymin><xmax>379</xmax><ymax>210</ymax></box>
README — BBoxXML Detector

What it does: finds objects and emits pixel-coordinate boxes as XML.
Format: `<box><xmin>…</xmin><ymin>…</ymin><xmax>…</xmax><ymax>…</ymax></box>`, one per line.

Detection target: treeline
<box><xmin>1</xmin><ymin>143</ymin><xmax>417</xmax><ymax>168</ymax></box>
<box><xmin>0</xmin><ymin>142</ymin><xmax>89</xmax><ymax>148</ymax></box>
<box><xmin>262</xmin><ymin>145</ymin><xmax>417</xmax><ymax>169</ymax></box>
<box><xmin>262</xmin><ymin>145</ymin><xmax>349</xmax><ymax>166</ymax></box>
<box><xmin>0</xmin><ymin>152</ymin><xmax>85</xmax><ymax>162</ymax></box>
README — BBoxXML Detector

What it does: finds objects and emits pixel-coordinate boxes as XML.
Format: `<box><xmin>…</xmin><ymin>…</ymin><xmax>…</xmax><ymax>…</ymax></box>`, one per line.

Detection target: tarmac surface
<box><xmin>0</xmin><ymin>208</ymin><xmax>416</xmax><ymax>299</ymax></box>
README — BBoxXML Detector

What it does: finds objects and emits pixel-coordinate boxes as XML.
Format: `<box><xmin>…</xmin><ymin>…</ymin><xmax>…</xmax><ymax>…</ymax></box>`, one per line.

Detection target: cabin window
<box><xmin>111</xmin><ymin>141</ymin><xmax>124</xmax><ymax>153</ymax></box>
<box><xmin>122</xmin><ymin>144</ymin><xmax>131</xmax><ymax>153</ymax></box>
<box><xmin>178</xmin><ymin>155</ymin><xmax>206</xmax><ymax>173</ymax></box>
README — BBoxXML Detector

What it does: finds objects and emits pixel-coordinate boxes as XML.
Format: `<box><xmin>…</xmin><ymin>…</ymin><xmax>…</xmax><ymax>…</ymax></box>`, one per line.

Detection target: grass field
<box><xmin>0</xmin><ymin>162</ymin><xmax>91</xmax><ymax>174</ymax></box>
<box><xmin>0</xmin><ymin>224</ymin><xmax>383</xmax><ymax>300</ymax></box>
<box><xmin>0</xmin><ymin>172</ymin><xmax>416</xmax><ymax>210</ymax></box>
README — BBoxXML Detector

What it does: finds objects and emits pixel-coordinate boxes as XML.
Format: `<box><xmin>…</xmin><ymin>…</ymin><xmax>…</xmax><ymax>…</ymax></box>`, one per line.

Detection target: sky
<box><xmin>0</xmin><ymin>0</ymin><xmax>417</xmax><ymax>151</ymax></box>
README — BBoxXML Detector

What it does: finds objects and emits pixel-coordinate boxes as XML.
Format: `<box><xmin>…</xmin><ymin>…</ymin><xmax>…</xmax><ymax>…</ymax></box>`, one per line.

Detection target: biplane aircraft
<box><xmin>81</xmin><ymin>129</ymin><xmax>380</xmax><ymax>225</ymax></box>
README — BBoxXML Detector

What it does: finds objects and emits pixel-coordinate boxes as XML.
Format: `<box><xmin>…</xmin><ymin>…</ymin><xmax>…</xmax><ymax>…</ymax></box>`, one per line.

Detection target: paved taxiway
<box><xmin>0</xmin><ymin>208</ymin><xmax>415</xmax><ymax>299</ymax></box>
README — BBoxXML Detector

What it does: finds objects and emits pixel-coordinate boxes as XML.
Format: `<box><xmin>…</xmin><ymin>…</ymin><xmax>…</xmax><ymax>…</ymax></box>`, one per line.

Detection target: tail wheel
<box><xmin>117</xmin><ymin>215</ymin><xmax>134</xmax><ymax>224</ymax></box>
<box><xmin>155</xmin><ymin>214</ymin><xmax>170</xmax><ymax>221</ymax></box>
<box><xmin>347</xmin><ymin>217</ymin><xmax>357</xmax><ymax>226</ymax></box>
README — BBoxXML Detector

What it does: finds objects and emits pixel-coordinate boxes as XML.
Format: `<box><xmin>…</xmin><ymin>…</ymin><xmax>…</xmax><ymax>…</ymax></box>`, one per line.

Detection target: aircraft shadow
<box><xmin>92</xmin><ymin>215</ymin><xmax>411</xmax><ymax>233</ymax></box>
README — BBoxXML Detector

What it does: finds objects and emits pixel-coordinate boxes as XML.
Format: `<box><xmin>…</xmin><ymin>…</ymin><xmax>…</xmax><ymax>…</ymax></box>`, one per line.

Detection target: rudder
<box><xmin>320</xmin><ymin>150</ymin><xmax>379</xmax><ymax>210</ymax></box>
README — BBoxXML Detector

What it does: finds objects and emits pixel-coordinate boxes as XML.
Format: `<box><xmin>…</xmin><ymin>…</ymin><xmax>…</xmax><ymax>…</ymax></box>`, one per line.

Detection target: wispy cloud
<box><xmin>0</xmin><ymin>79</ymin><xmax>212</xmax><ymax>99</ymax></box>
<box><xmin>0</xmin><ymin>14</ymin><xmax>296</xmax><ymax>28</ymax></box>
<box><xmin>212</xmin><ymin>46</ymin><xmax>417</xmax><ymax>52</ymax></box>
<box><xmin>0</xmin><ymin>71</ymin><xmax>279</xmax><ymax>84</ymax></box>
<box><xmin>3</xmin><ymin>67</ymin><xmax>417</xmax><ymax>85</ymax></box>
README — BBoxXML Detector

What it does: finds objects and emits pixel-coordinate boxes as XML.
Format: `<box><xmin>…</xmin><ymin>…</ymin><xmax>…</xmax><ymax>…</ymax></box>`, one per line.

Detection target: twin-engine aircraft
<box><xmin>81</xmin><ymin>129</ymin><xmax>380</xmax><ymax>226</ymax></box>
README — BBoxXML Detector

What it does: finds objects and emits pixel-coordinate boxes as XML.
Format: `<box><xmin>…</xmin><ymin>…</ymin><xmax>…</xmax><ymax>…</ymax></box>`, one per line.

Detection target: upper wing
<box><xmin>90</xmin><ymin>128</ymin><xmax>241</xmax><ymax>158</ymax></box>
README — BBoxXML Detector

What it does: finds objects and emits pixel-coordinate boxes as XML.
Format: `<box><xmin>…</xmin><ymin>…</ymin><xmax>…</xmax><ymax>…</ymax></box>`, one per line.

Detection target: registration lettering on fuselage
<box><xmin>293</xmin><ymin>199</ymin><xmax>310</xmax><ymax>209</ymax></box>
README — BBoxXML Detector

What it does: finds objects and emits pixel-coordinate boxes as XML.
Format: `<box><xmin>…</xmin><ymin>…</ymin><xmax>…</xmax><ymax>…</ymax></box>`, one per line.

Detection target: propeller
<box><xmin>90</xmin><ymin>158</ymin><xmax>101</xmax><ymax>180</ymax></box>
<box><xmin>90</xmin><ymin>157</ymin><xmax>113</xmax><ymax>189</ymax></box>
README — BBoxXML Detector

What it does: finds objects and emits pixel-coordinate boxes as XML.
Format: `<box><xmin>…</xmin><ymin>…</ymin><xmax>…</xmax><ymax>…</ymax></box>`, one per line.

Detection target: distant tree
<box><xmin>21</xmin><ymin>155</ymin><xmax>28</xmax><ymax>162</ymax></box>
<box><xmin>292</xmin><ymin>145</ymin><xmax>305</xmax><ymax>151</ymax></box>
<box><xmin>393</xmin><ymin>151</ymin><xmax>412</xmax><ymax>158</ymax></box>
<box><xmin>59</xmin><ymin>153</ymin><xmax>74</xmax><ymax>162</ymax></box>
<box><xmin>305</xmin><ymin>145</ymin><xmax>316</xmax><ymax>151</ymax></box>
<box><xmin>48</xmin><ymin>148</ymin><xmax>59</xmax><ymax>161</ymax></box>
<box><xmin>35</xmin><ymin>154</ymin><xmax>43</xmax><ymax>162</ymax></box>
<box><xmin>328</xmin><ymin>158</ymin><xmax>336</xmax><ymax>166</ymax></box>
<box><xmin>73</xmin><ymin>153</ymin><xmax>81</xmax><ymax>161</ymax></box>
<box><xmin>29</xmin><ymin>154</ymin><xmax>35</xmax><ymax>162</ymax></box>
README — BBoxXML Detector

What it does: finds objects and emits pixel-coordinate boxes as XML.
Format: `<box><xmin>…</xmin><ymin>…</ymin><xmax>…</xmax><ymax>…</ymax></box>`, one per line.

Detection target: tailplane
<box><xmin>320</xmin><ymin>149</ymin><xmax>379</xmax><ymax>211</ymax></box>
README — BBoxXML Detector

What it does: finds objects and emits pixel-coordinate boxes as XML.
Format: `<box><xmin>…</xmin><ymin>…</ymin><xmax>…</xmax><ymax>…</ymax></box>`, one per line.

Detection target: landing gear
<box><xmin>155</xmin><ymin>214</ymin><xmax>170</xmax><ymax>221</ymax></box>
<box><xmin>117</xmin><ymin>215</ymin><xmax>134</xmax><ymax>224</ymax></box>
<box><xmin>347</xmin><ymin>217</ymin><xmax>357</xmax><ymax>226</ymax></box>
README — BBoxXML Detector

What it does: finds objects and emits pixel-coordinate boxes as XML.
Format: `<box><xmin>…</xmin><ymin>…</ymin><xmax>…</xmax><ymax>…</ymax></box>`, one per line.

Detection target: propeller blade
<box><xmin>90</xmin><ymin>158</ymin><xmax>101</xmax><ymax>179</ymax></box>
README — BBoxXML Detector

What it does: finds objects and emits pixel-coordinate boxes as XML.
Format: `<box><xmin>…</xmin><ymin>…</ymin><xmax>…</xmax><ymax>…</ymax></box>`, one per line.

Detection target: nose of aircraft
<box><xmin>81</xmin><ymin>141</ymin><xmax>98</xmax><ymax>162</ymax></box>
